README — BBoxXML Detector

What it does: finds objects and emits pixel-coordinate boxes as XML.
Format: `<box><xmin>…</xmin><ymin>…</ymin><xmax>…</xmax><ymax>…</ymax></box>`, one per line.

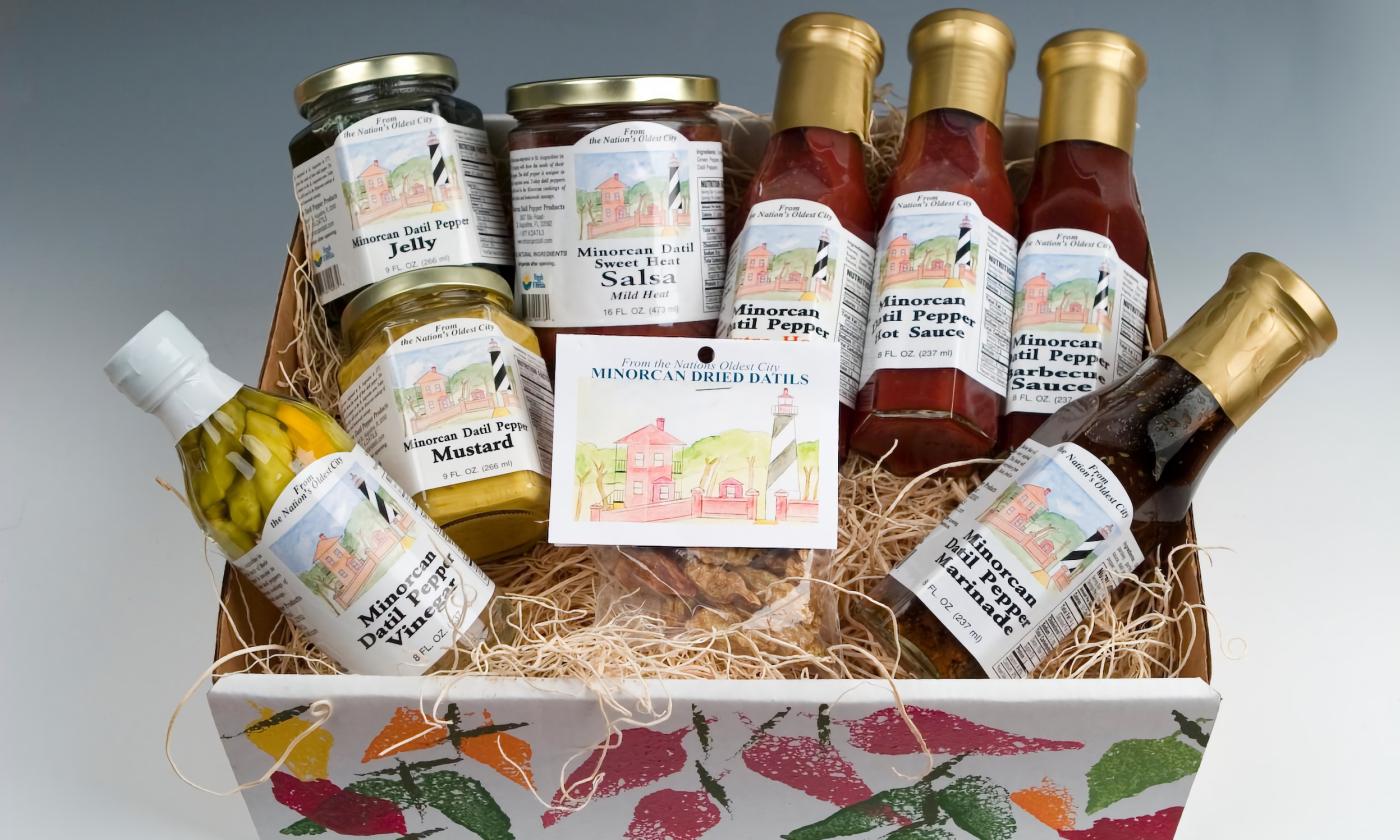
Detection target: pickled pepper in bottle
<box><xmin>716</xmin><ymin>13</ymin><xmax>883</xmax><ymax>456</ymax></box>
<box><xmin>1002</xmin><ymin>30</ymin><xmax>1150</xmax><ymax>450</ymax></box>
<box><xmin>106</xmin><ymin>312</ymin><xmax>498</xmax><ymax>675</ymax></box>
<box><xmin>849</xmin><ymin>9</ymin><xmax>1019</xmax><ymax>475</ymax></box>
<box><xmin>859</xmin><ymin>253</ymin><xmax>1336</xmax><ymax>678</ymax></box>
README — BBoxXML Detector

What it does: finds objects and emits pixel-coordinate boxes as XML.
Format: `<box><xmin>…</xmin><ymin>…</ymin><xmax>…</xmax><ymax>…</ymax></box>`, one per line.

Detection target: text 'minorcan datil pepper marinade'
<box><xmin>717</xmin><ymin>12</ymin><xmax>883</xmax><ymax>458</ymax></box>
<box><xmin>849</xmin><ymin>9</ymin><xmax>1019</xmax><ymax>476</ymax></box>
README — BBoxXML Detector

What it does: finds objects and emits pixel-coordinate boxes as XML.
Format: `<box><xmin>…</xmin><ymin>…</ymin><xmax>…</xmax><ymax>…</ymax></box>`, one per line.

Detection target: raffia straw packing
<box><xmin>249</xmin><ymin>100</ymin><xmax>1208</xmax><ymax>688</ymax></box>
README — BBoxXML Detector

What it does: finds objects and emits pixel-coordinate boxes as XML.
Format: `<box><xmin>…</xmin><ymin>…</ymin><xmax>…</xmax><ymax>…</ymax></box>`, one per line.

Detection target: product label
<box><xmin>1005</xmin><ymin>229</ymin><xmax>1149</xmax><ymax>415</ymax></box>
<box><xmin>859</xmin><ymin>192</ymin><xmax>1017</xmax><ymax>395</ymax></box>
<box><xmin>232</xmin><ymin>447</ymin><xmax>496</xmax><ymax>674</ymax></box>
<box><xmin>718</xmin><ymin>199</ymin><xmax>875</xmax><ymax>407</ymax></box>
<box><xmin>548</xmin><ymin>335</ymin><xmax>840</xmax><ymax>549</ymax></box>
<box><xmin>509</xmin><ymin>122</ymin><xmax>726</xmax><ymax>328</ymax></box>
<box><xmin>339</xmin><ymin>318</ymin><xmax>554</xmax><ymax>495</ymax></box>
<box><xmin>292</xmin><ymin>111</ymin><xmax>512</xmax><ymax>302</ymax></box>
<box><xmin>891</xmin><ymin>440</ymin><xmax>1144</xmax><ymax>678</ymax></box>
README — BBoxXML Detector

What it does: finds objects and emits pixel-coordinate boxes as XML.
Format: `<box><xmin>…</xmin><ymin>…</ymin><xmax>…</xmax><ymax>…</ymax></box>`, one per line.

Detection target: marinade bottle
<box><xmin>849</xmin><ymin>9</ymin><xmax>1019</xmax><ymax>475</ymax></box>
<box><xmin>717</xmin><ymin>12</ymin><xmax>883</xmax><ymax>457</ymax></box>
<box><xmin>106</xmin><ymin>312</ymin><xmax>498</xmax><ymax>675</ymax></box>
<box><xmin>858</xmin><ymin>253</ymin><xmax>1335</xmax><ymax>678</ymax></box>
<box><xmin>1002</xmin><ymin>30</ymin><xmax>1150</xmax><ymax>450</ymax></box>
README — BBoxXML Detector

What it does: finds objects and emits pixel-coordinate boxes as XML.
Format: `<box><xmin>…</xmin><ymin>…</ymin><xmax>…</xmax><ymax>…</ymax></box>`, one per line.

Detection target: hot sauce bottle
<box><xmin>858</xmin><ymin>253</ymin><xmax>1336</xmax><ymax>678</ymax></box>
<box><xmin>849</xmin><ymin>9</ymin><xmax>1019</xmax><ymax>475</ymax></box>
<box><xmin>1002</xmin><ymin>30</ymin><xmax>1150</xmax><ymax>450</ymax></box>
<box><xmin>717</xmin><ymin>12</ymin><xmax>883</xmax><ymax>455</ymax></box>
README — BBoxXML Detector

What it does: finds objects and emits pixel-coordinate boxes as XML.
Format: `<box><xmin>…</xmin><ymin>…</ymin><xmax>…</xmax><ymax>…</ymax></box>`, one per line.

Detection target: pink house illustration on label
<box><xmin>347</xmin><ymin>131</ymin><xmax>463</xmax><ymax>225</ymax></box>
<box><xmin>585</xmin><ymin>157</ymin><xmax>691</xmax><ymax>238</ymax></box>
<box><xmin>1014</xmin><ymin>263</ymin><xmax>1110</xmax><ymax>331</ymax></box>
<box><xmin>405</xmin><ymin>358</ymin><xmax>516</xmax><ymax>434</ymax></box>
<box><xmin>880</xmin><ymin>218</ymin><xmax>976</xmax><ymax>289</ymax></box>
<box><xmin>734</xmin><ymin>232</ymin><xmax>835</xmax><ymax>302</ymax></box>
<box><xmin>614</xmin><ymin>417</ymin><xmax>685</xmax><ymax>508</ymax></box>
<box><xmin>313</xmin><ymin>488</ymin><xmax>413</xmax><ymax>610</ymax></box>
<box><xmin>979</xmin><ymin>483</ymin><xmax>1072</xmax><ymax>589</ymax></box>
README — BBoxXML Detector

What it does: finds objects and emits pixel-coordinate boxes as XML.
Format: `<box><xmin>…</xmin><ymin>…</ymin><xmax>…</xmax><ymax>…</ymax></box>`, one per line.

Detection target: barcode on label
<box><xmin>522</xmin><ymin>294</ymin><xmax>550</xmax><ymax>323</ymax></box>
<box><xmin>313</xmin><ymin>264</ymin><xmax>343</xmax><ymax>297</ymax></box>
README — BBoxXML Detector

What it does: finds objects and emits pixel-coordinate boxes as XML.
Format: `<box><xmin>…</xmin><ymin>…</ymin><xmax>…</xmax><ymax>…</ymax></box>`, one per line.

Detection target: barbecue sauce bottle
<box><xmin>717</xmin><ymin>12</ymin><xmax>883</xmax><ymax>456</ymax></box>
<box><xmin>1002</xmin><ymin>29</ymin><xmax>1150</xmax><ymax>450</ymax></box>
<box><xmin>849</xmin><ymin>9</ymin><xmax>1018</xmax><ymax>475</ymax></box>
<box><xmin>858</xmin><ymin>253</ymin><xmax>1335</xmax><ymax>678</ymax></box>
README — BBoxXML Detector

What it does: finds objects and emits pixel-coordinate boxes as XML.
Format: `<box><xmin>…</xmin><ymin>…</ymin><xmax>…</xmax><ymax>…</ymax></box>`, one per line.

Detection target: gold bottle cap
<box><xmin>1159</xmin><ymin>252</ymin><xmax>1336</xmax><ymax>426</ymax></box>
<box><xmin>1036</xmin><ymin>29</ymin><xmax>1147</xmax><ymax>152</ymax></box>
<box><xmin>341</xmin><ymin>267</ymin><xmax>514</xmax><ymax>337</ymax></box>
<box><xmin>771</xmin><ymin>13</ymin><xmax>884</xmax><ymax>140</ymax></box>
<box><xmin>506</xmin><ymin>75</ymin><xmax>718</xmax><ymax>115</ymax></box>
<box><xmin>906</xmin><ymin>9</ymin><xmax>1015</xmax><ymax>129</ymax></box>
<box><xmin>295</xmin><ymin>53</ymin><xmax>458</xmax><ymax>115</ymax></box>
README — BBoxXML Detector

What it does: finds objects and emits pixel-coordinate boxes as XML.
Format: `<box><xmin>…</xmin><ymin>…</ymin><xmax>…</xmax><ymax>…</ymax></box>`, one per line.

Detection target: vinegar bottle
<box><xmin>717</xmin><ymin>12</ymin><xmax>883</xmax><ymax>456</ymax></box>
<box><xmin>105</xmin><ymin>312</ymin><xmax>498</xmax><ymax>675</ymax></box>
<box><xmin>849</xmin><ymin>9</ymin><xmax>1018</xmax><ymax>475</ymax></box>
<box><xmin>859</xmin><ymin>253</ymin><xmax>1336</xmax><ymax>678</ymax></box>
<box><xmin>1002</xmin><ymin>29</ymin><xmax>1150</xmax><ymax>450</ymax></box>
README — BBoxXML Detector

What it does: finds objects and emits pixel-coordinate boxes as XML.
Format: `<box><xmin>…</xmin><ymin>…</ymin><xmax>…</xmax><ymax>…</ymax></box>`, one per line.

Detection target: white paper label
<box><xmin>339</xmin><ymin>318</ymin><xmax>553</xmax><ymax>494</ymax></box>
<box><xmin>1005</xmin><ymin>229</ymin><xmax>1149</xmax><ymax>415</ymax></box>
<box><xmin>232</xmin><ymin>447</ymin><xmax>496</xmax><ymax>675</ymax></box>
<box><xmin>891</xmin><ymin>440</ymin><xmax>1144</xmax><ymax>678</ymax></box>
<box><xmin>859</xmin><ymin>191</ymin><xmax>1017</xmax><ymax>395</ymax></box>
<box><xmin>717</xmin><ymin>199</ymin><xmax>875</xmax><ymax>407</ymax></box>
<box><xmin>548</xmin><ymin>335</ymin><xmax>840</xmax><ymax>549</ymax></box>
<box><xmin>509</xmin><ymin>122</ymin><xmax>725</xmax><ymax>328</ymax></box>
<box><xmin>291</xmin><ymin>111</ymin><xmax>512</xmax><ymax>302</ymax></box>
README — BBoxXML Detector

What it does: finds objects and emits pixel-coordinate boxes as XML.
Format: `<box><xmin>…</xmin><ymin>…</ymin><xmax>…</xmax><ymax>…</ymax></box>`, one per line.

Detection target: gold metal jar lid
<box><xmin>1159</xmin><ymin>252</ymin><xmax>1336</xmax><ymax>426</ymax></box>
<box><xmin>294</xmin><ymin>53</ymin><xmax>458</xmax><ymax>115</ymax></box>
<box><xmin>907</xmin><ymin>8</ymin><xmax>1016</xmax><ymax>129</ymax></box>
<box><xmin>1036</xmin><ymin>29</ymin><xmax>1147</xmax><ymax>152</ymax></box>
<box><xmin>772</xmin><ymin>13</ymin><xmax>884</xmax><ymax>139</ymax></box>
<box><xmin>341</xmin><ymin>267</ymin><xmax>514</xmax><ymax>334</ymax></box>
<box><xmin>506</xmin><ymin>75</ymin><xmax>719</xmax><ymax>114</ymax></box>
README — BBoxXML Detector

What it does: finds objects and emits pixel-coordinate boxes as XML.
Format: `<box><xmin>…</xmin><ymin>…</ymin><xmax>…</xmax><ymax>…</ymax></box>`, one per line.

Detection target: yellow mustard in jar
<box><xmin>338</xmin><ymin>267</ymin><xmax>552</xmax><ymax>562</ymax></box>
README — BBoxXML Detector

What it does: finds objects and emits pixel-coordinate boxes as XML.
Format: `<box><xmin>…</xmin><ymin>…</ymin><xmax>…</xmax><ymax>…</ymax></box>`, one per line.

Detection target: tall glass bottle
<box><xmin>850</xmin><ymin>9</ymin><xmax>1018</xmax><ymax>476</ymax></box>
<box><xmin>859</xmin><ymin>253</ymin><xmax>1335</xmax><ymax>678</ymax></box>
<box><xmin>106</xmin><ymin>312</ymin><xmax>498</xmax><ymax>675</ymax></box>
<box><xmin>1002</xmin><ymin>29</ymin><xmax>1150</xmax><ymax>450</ymax></box>
<box><xmin>717</xmin><ymin>12</ymin><xmax>883</xmax><ymax>456</ymax></box>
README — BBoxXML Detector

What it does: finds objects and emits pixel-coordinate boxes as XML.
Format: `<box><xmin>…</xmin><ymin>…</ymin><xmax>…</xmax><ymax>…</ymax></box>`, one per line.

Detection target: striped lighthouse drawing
<box><xmin>1046</xmin><ymin>524</ymin><xmax>1113</xmax><ymax>589</ymax></box>
<box><xmin>1085</xmin><ymin>260</ymin><xmax>1111</xmax><ymax>333</ymax></box>
<box><xmin>946</xmin><ymin>215</ymin><xmax>974</xmax><ymax>288</ymax></box>
<box><xmin>803</xmin><ymin>230</ymin><xmax>831</xmax><ymax>301</ymax></box>
<box><xmin>765</xmin><ymin>388</ymin><xmax>800</xmax><ymax>520</ymax></box>
<box><xmin>666</xmin><ymin>154</ymin><xmax>683</xmax><ymax>227</ymax></box>
<box><xmin>427</xmin><ymin>131</ymin><xmax>452</xmax><ymax>211</ymax></box>
<box><xmin>488</xmin><ymin>338</ymin><xmax>512</xmax><ymax>417</ymax></box>
<box><xmin>353</xmin><ymin>474</ymin><xmax>414</xmax><ymax>548</ymax></box>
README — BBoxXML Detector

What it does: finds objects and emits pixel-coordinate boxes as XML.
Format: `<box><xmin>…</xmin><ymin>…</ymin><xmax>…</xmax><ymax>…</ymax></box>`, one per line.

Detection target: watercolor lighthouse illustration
<box><xmin>766</xmin><ymin>388</ymin><xmax>800</xmax><ymax>520</ymax></box>
<box><xmin>577</xmin><ymin>150</ymin><xmax>692</xmax><ymax>239</ymax></box>
<box><xmin>1013</xmin><ymin>257</ymin><xmax>1113</xmax><ymax>333</ymax></box>
<box><xmin>977</xmin><ymin>463</ymin><xmax>1116</xmax><ymax>592</ymax></box>
<box><xmin>734</xmin><ymin>228</ymin><xmax>837</xmax><ymax>302</ymax></box>
<box><xmin>878</xmin><ymin>215</ymin><xmax>977</xmax><ymax>291</ymax></box>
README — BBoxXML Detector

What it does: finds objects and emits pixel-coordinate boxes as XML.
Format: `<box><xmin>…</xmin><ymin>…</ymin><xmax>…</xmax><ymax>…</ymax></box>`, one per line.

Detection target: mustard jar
<box><xmin>338</xmin><ymin>266</ymin><xmax>552</xmax><ymax>561</ymax></box>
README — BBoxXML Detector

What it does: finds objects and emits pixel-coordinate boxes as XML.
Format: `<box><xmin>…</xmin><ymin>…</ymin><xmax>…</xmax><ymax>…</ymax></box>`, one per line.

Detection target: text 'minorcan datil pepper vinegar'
<box><xmin>849</xmin><ymin>9</ymin><xmax>1019</xmax><ymax>476</ymax></box>
<box><xmin>106</xmin><ymin>313</ymin><xmax>498</xmax><ymax>675</ymax></box>
<box><xmin>859</xmin><ymin>253</ymin><xmax>1335</xmax><ymax>679</ymax></box>
<box><xmin>1002</xmin><ymin>29</ymin><xmax>1150</xmax><ymax>449</ymax></box>
<box><xmin>717</xmin><ymin>12</ymin><xmax>883</xmax><ymax>458</ymax></box>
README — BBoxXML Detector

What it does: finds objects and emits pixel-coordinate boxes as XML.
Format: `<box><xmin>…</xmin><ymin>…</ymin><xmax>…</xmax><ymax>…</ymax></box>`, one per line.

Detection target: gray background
<box><xmin>2</xmin><ymin>0</ymin><xmax>1396</xmax><ymax>836</ymax></box>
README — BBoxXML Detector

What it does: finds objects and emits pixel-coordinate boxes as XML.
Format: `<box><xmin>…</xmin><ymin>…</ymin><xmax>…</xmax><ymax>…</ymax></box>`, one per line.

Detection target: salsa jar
<box><xmin>506</xmin><ymin>75</ymin><xmax>726</xmax><ymax>369</ymax></box>
<box><xmin>338</xmin><ymin>267</ymin><xmax>552</xmax><ymax>562</ymax></box>
<box><xmin>290</xmin><ymin>53</ymin><xmax>513</xmax><ymax>332</ymax></box>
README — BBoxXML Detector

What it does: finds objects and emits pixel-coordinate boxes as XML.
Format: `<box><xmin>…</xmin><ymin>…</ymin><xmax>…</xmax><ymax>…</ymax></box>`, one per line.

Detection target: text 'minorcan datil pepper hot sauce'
<box><xmin>506</xmin><ymin>75</ymin><xmax>726</xmax><ymax>371</ymax></box>
<box><xmin>289</xmin><ymin>53</ymin><xmax>513</xmax><ymax>333</ymax></box>
<box><xmin>106</xmin><ymin>312</ymin><xmax>499</xmax><ymax>675</ymax></box>
<box><xmin>1002</xmin><ymin>30</ymin><xmax>1150</xmax><ymax>450</ymax></box>
<box><xmin>858</xmin><ymin>252</ymin><xmax>1335</xmax><ymax>679</ymax></box>
<box><xmin>849</xmin><ymin>9</ymin><xmax>1019</xmax><ymax>476</ymax></box>
<box><xmin>338</xmin><ymin>267</ymin><xmax>554</xmax><ymax>563</ymax></box>
<box><xmin>717</xmin><ymin>12</ymin><xmax>883</xmax><ymax>458</ymax></box>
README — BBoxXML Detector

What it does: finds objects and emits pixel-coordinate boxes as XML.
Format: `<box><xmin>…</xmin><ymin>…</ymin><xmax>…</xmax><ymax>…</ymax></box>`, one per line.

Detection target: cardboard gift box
<box><xmin>209</xmin><ymin>114</ymin><xmax>1216</xmax><ymax>839</ymax></box>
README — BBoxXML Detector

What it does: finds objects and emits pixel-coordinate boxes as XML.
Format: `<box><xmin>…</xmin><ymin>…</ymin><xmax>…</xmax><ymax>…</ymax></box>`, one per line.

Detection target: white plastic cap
<box><xmin>106</xmin><ymin>312</ymin><xmax>242</xmax><ymax>437</ymax></box>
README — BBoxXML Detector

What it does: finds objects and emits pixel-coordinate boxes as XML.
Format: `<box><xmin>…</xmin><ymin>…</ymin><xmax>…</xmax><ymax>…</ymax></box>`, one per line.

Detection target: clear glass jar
<box><xmin>505</xmin><ymin>75</ymin><xmax>726</xmax><ymax>370</ymax></box>
<box><xmin>290</xmin><ymin>53</ymin><xmax>513</xmax><ymax>333</ymax></box>
<box><xmin>338</xmin><ymin>267</ymin><xmax>552</xmax><ymax>562</ymax></box>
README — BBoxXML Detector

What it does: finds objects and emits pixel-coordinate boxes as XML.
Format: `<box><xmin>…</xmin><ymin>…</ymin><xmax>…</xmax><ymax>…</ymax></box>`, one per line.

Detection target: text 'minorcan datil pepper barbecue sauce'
<box><xmin>506</xmin><ymin>75</ymin><xmax>725</xmax><ymax>371</ymax></box>
<box><xmin>289</xmin><ymin>53</ymin><xmax>513</xmax><ymax>334</ymax></box>
<box><xmin>1001</xmin><ymin>30</ymin><xmax>1150</xmax><ymax>450</ymax></box>
<box><xmin>717</xmin><ymin>12</ymin><xmax>883</xmax><ymax>457</ymax></box>
<box><xmin>858</xmin><ymin>253</ymin><xmax>1336</xmax><ymax>679</ymax></box>
<box><xmin>849</xmin><ymin>10</ymin><xmax>1018</xmax><ymax>476</ymax></box>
